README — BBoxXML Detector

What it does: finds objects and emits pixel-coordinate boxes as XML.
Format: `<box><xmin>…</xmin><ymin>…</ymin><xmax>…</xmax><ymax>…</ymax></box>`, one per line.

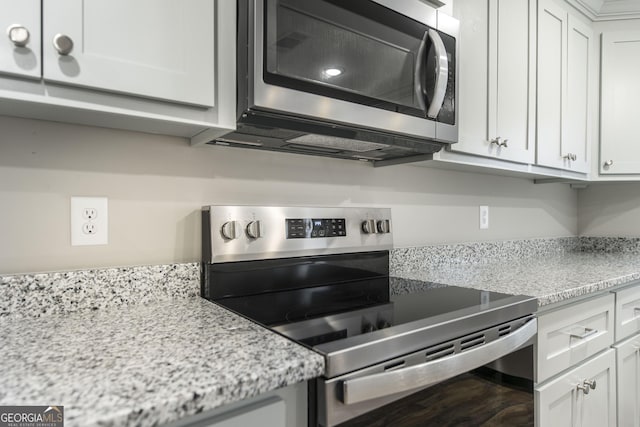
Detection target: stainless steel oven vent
<box><xmin>499</xmin><ymin>324</ymin><xmax>512</xmax><ymax>336</ymax></box>
<box><xmin>460</xmin><ymin>333</ymin><xmax>486</xmax><ymax>351</ymax></box>
<box><xmin>425</xmin><ymin>343</ymin><xmax>455</xmax><ymax>361</ymax></box>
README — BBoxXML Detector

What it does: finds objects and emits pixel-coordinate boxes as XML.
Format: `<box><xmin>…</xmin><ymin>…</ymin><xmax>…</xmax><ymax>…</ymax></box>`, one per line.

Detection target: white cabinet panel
<box><xmin>615</xmin><ymin>285</ymin><xmax>640</xmax><ymax>341</ymax></box>
<box><xmin>450</xmin><ymin>0</ymin><xmax>535</xmax><ymax>164</ymax></box>
<box><xmin>488</xmin><ymin>0</ymin><xmax>536</xmax><ymax>164</ymax></box>
<box><xmin>451</xmin><ymin>0</ymin><xmax>489</xmax><ymax>154</ymax></box>
<box><xmin>615</xmin><ymin>334</ymin><xmax>640</xmax><ymax>427</ymax></box>
<box><xmin>565</xmin><ymin>16</ymin><xmax>591</xmax><ymax>173</ymax></box>
<box><xmin>536</xmin><ymin>0</ymin><xmax>566</xmax><ymax>170</ymax></box>
<box><xmin>536</xmin><ymin>294</ymin><xmax>615</xmax><ymax>383</ymax></box>
<box><xmin>536</xmin><ymin>1</ymin><xmax>591</xmax><ymax>173</ymax></box>
<box><xmin>0</xmin><ymin>0</ymin><xmax>41</xmax><ymax>79</ymax></box>
<box><xmin>42</xmin><ymin>0</ymin><xmax>215</xmax><ymax>107</ymax></box>
<box><xmin>600</xmin><ymin>30</ymin><xmax>640</xmax><ymax>175</ymax></box>
<box><xmin>536</xmin><ymin>349</ymin><xmax>616</xmax><ymax>427</ymax></box>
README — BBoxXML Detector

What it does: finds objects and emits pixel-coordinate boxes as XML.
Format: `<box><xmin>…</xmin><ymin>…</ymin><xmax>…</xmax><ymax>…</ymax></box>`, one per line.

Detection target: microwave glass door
<box><xmin>263</xmin><ymin>0</ymin><xmax>454</xmax><ymax>122</ymax></box>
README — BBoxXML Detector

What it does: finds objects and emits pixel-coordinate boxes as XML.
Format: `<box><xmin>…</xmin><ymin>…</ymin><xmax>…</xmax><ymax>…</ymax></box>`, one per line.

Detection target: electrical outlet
<box><xmin>82</xmin><ymin>208</ymin><xmax>97</xmax><ymax>220</ymax></box>
<box><xmin>71</xmin><ymin>197</ymin><xmax>108</xmax><ymax>246</ymax></box>
<box><xmin>479</xmin><ymin>205</ymin><xmax>489</xmax><ymax>230</ymax></box>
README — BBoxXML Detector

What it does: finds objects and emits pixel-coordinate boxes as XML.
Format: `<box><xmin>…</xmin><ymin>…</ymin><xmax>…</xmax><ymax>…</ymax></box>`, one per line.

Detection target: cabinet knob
<box><xmin>53</xmin><ymin>34</ymin><xmax>74</xmax><ymax>55</ymax></box>
<box><xmin>490</xmin><ymin>137</ymin><xmax>508</xmax><ymax>148</ymax></box>
<box><xmin>577</xmin><ymin>379</ymin><xmax>596</xmax><ymax>394</ymax></box>
<box><xmin>576</xmin><ymin>382</ymin><xmax>590</xmax><ymax>395</ymax></box>
<box><xmin>564</xmin><ymin>153</ymin><xmax>577</xmax><ymax>161</ymax></box>
<box><xmin>604</xmin><ymin>160</ymin><xmax>614</xmax><ymax>167</ymax></box>
<box><xmin>7</xmin><ymin>25</ymin><xmax>30</xmax><ymax>47</ymax></box>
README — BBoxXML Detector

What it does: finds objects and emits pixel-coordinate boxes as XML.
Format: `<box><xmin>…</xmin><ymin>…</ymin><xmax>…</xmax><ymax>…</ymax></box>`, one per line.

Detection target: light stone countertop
<box><xmin>0</xmin><ymin>298</ymin><xmax>325</xmax><ymax>427</ymax></box>
<box><xmin>391</xmin><ymin>251</ymin><xmax>640</xmax><ymax>306</ymax></box>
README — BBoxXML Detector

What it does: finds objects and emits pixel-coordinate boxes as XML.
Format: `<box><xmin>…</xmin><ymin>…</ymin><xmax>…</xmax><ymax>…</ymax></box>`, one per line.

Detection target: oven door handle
<box><xmin>341</xmin><ymin>318</ymin><xmax>537</xmax><ymax>405</ymax></box>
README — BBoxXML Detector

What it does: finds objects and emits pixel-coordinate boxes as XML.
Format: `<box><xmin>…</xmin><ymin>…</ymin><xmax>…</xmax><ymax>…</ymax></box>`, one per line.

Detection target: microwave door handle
<box><xmin>426</xmin><ymin>29</ymin><xmax>449</xmax><ymax>119</ymax></box>
<box><xmin>414</xmin><ymin>31</ymin><xmax>428</xmax><ymax>114</ymax></box>
<box><xmin>340</xmin><ymin>318</ymin><xmax>537</xmax><ymax>405</ymax></box>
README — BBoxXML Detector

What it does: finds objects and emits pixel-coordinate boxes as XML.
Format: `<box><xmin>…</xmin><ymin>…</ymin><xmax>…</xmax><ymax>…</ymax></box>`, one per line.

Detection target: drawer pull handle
<box><xmin>570</xmin><ymin>327</ymin><xmax>598</xmax><ymax>340</ymax></box>
<box><xmin>634</xmin><ymin>307</ymin><xmax>640</xmax><ymax>314</ymax></box>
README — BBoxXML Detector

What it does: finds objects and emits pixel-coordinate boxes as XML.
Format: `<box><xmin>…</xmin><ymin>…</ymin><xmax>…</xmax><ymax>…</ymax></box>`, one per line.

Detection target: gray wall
<box><xmin>0</xmin><ymin>116</ymin><xmax>578</xmax><ymax>274</ymax></box>
<box><xmin>578</xmin><ymin>183</ymin><xmax>640</xmax><ymax>236</ymax></box>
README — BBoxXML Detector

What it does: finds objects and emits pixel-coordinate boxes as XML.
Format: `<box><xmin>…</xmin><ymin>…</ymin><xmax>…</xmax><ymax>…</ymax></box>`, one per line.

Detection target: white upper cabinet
<box><xmin>451</xmin><ymin>0</ymin><xmax>535</xmax><ymax>164</ymax></box>
<box><xmin>0</xmin><ymin>0</ymin><xmax>41</xmax><ymax>79</ymax></box>
<box><xmin>0</xmin><ymin>1</ymin><xmax>235</xmax><ymax>141</ymax></box>
<box><xmin>42</xmin><ymin>0</ymin><xmax>215</xmax><ymax>107</ymax></box>
<box><xmin>536</xmin><ymin>0</ymin><xmax>592</xmax><ymax>173</ymax></box>
<box><xmin>600</xmin><ymin>30</ymin><xmax>640</xmax><ymax>175</ymax></box>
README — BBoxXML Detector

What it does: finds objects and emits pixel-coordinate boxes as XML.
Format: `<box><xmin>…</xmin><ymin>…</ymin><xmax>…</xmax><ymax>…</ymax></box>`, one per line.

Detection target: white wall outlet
<box><xmin>71</xmin><ymin>197</ymin><xmax>108</xmax><ymax>246</ymax></box>
<box><xmin>479</xmin><ymin>205</ymin><xmax>489</xmax><ymax>230</ymax></box>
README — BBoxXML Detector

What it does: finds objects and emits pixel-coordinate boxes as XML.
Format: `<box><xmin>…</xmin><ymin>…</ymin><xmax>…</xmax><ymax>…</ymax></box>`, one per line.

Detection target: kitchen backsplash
<box><xmin>3</xmin><ymin>236</ymin><xmax>639</xmax><ymax>318</ymax></box>
<box><xmin>390</xmin><ymin>237</ymin><xmax>579</xmax><ymax>274</ymax></box>
<box><xmin>0</xmin><ymin>263</ymin><xmax>199</xmax><ymax>318</ymax></box>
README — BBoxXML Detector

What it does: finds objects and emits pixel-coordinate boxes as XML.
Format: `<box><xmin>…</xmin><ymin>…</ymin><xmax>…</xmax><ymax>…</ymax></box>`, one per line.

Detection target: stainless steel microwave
<box><xmin>211</xmin><ymin>0</ymin><xmax>459</xmax><ymax>166</ymax></box>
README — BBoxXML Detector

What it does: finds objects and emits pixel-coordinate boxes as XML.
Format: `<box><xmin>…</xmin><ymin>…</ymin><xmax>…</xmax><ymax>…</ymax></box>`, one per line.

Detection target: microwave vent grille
<box><xmin>286</xmin><ymin>134</ymin><xmax>388</xmax><ymax>152</ymax></box>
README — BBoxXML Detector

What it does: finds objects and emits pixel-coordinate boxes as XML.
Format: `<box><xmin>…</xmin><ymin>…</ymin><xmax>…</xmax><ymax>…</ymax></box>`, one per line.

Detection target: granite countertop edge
<box><xmin>0</xmin><ymin>298</ymin><xmax>325</xmax><ymax>427</ymax></box>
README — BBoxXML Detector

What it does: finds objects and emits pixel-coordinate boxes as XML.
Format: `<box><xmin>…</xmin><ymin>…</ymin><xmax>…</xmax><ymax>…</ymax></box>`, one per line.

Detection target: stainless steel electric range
<box><xmin>201</xmin><ymin>206</ymin><xmax>537</xmax><ymax>427</ymax></box>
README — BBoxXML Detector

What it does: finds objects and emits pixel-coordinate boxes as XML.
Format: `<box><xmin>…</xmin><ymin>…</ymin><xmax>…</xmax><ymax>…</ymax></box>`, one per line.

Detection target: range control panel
<box><xmin>286</xmin><ymin>218</ymin><xmax>346</xmax><ymax>239</ymax></box>
<box><xmin>203</xmin><ymin>205</ymin><xmax>393</xmax><ymax>263</ymax></box>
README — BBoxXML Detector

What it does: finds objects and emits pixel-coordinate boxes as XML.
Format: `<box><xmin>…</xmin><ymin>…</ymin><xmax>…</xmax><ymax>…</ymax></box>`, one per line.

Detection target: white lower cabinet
<box><xmin>536</xmin><ymin>349</ymin><xmax>616</xmax><ymax>427</ymax></box>
<box><xmin>535</xmin><ymin>284</ymin><xmax>640</xmax><ymax>426</ymax></box>
<box><xmin>615</xmin><ymin>329</ymin><xmax>640</xmax><ymax>426</ymax></box>
<box><xmin>536</xmin><ymin>294</ymin><xmax>615</xmax><ymax>383</ymax></box>
<box><xmin>162</xmin><ymin>382</ymin><xmax>306</xmax><ymax>427</ymax></box>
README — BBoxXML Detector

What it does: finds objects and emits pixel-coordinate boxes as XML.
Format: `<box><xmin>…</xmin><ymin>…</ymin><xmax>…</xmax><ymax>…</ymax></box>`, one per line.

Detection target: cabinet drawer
<box><xmin>614</xmin><ymin>284</ymin><xmax>640</xmax><ymax>341</ymax></box>
<box><xmin>537</xmin><ymin>293</ymin><xmax>615</xmax><ymax>382</ymax></box>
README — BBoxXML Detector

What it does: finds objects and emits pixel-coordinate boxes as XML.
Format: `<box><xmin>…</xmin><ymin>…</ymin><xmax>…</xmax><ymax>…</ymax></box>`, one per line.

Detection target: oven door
<box><xmin>249</xmin><ymin>0</ymin><xmax>457</xmax><ymax>142</ymax></box>
<box><xmin>313</xmin><ymin>318</ymin><xmax>536</xmax><ymax>427</ymax></box>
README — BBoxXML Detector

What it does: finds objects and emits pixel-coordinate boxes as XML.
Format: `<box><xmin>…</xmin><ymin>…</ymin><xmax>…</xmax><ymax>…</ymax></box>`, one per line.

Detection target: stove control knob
<box><xmin>246</xmin><ymin>220</ymin><xmax>262</xmax><ymax>239</ymax></box>
<box><xmin>362</xmin><ymin>323</ymin><xmax>376</xmax><ymax>334</ymax></box>
<box><xmin>377</xmin><ymin>219</ymin><xmax>391</xmax><ymax>234</ymax></box>
<box><xmin>377</xmin><ymin>320</ymin><xmax>392</xmax><ymax>329</ymax></box>
<box><xmin>220</xmin><ymin>221</ymin><xmax>238</xmax><ymax>240</ymax></box>
<box><xmin>361</xmin><ymin>219</ymin><xmax>377</xmax><ymax>234</ymax></box>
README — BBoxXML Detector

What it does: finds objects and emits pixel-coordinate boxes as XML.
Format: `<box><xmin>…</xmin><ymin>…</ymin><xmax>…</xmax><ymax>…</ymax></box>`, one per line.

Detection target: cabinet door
<box><xmin>487</xmin><ymin>0</ymin><xmax>536</xmax><ymax>164</ymax></box>
<box><xmin>564</xmin><ymin>16</ymin><xmax>591</xmax><ymax>173</ymax></box>
<box><xmin>600</xmin><ymin>30</ymin><xmax>640</xmax><ymax>175</ymax></box>
<box><xmin>451</xmin><ymin>0</ymin><xmax>535</xmax><ymax>164</ymax></box>
<box><xmin>450</xmin><ymin>0</ymin><xmax>489</xmax><ymax>155</ymax></box>
<box><xmin>536</xmin><ymin>0</ymin><xmax>567</xmax><ymax>171</ymax></box>
<box><xmin>536</xmin><ymin>349</ymin><xmax>616</xmax><ymax>427</ymax></box>
<box><xmin>536</xmin><ymin>3</ymin><xmax>591</xmax><ymax>173</ymax></box>
<box><xmin>615</xmin><ymin>334</ymin><xmax>640</xmax><ymax>427</ymax></box>
<box><xmin>42</xmin><ymin>0</ymin><xmax>215</xmax><ymax>107</ymax></box>
<box><xmin>0</xmin><ymin>0</ymin><xmax>41</xmax><ymax>78</ymax></box>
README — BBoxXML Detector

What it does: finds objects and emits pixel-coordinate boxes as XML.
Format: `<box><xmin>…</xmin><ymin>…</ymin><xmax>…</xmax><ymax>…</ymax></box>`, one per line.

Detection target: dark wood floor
<box><xmin>340</xmin><ymin>372</ymin><xmax>534</xmax><ymax>427</ymax></box>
